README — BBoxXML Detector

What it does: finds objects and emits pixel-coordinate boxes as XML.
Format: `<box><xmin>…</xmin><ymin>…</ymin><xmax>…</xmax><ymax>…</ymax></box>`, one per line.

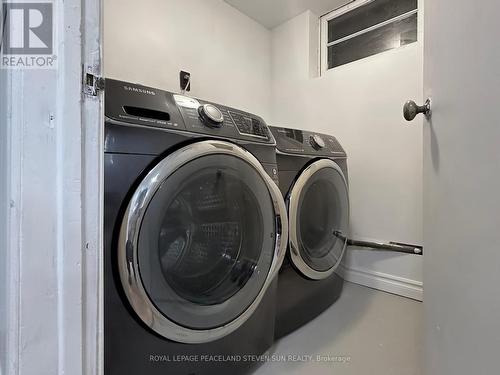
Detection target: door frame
<box><xmin>1</xmin><ymin>0</ymin><xmax>104</xmax><ymax>373</ymax></box>
<box><xmin>82</xmin><ymin>0</ymin><xmax>104</xmax><ymax>373</ymax></box>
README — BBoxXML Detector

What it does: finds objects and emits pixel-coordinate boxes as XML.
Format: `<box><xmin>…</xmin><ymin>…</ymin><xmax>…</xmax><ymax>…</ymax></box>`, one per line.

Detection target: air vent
<box><xmin>123</xmin><ymin>106</ymin><xmax>170</xmax><ymax>121</ymax></box>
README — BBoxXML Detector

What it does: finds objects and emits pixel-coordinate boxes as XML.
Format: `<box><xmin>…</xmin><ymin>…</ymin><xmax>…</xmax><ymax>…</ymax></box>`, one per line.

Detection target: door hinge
<box><xmin>83</xmin><ymin>69</ymin><xmax>105</xmax><ymax>96</ymax></box>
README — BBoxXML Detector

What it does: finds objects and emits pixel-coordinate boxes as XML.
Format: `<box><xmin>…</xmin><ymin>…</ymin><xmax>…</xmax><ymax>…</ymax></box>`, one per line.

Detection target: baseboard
<box><xmin>338</xmin><ymin>264</ymin><xmax>423</xmax><ymax>301</ymax></box>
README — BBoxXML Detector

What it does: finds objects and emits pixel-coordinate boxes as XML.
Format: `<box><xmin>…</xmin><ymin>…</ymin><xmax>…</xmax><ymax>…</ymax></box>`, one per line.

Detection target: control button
<box><xmin>198</xmin><ymin>104</ymin><xmax>224</xmax><ymax>127</ymax></box>
<box><xmin>310</xmin><ymin>134</ymin><xmax>326</xmax><ymax>149</ymax></box>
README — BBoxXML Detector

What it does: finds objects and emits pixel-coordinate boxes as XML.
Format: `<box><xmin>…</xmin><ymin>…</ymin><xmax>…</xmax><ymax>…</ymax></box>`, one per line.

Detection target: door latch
<box><xmin>83</xmin><ymin>68</ymin><xmax>105</xmax><ymax>96</ymax></box>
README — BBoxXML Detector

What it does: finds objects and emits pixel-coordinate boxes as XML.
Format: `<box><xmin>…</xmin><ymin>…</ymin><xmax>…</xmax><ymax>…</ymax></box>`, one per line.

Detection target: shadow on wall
<box><xmin>428</xmin><ymin>116</ymin><xmax>439</xmax><ymax>172</ymax></box>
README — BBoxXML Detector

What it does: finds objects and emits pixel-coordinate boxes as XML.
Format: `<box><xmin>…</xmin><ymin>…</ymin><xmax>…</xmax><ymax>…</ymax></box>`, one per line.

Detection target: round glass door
<box><xmin>118</xmin><ymin>140</ymin><xmax>287</xmax><ymax>343</ymax></box>
<box><xmin>288</xmin><ymin>159</ymin><xmax>349</xmax><ymax>280</ymax></box>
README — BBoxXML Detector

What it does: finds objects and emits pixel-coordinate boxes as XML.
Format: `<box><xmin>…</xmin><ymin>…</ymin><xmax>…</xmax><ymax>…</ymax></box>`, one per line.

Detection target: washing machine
<box><xmin>104</xmin><ymin>79</ymin><xmax>288</xmax><ymax>374</ymax></box>
<box><xmin>269</xmin><ymin>126</ymin><xmax>349</xmax><ymax>339</ymax></box>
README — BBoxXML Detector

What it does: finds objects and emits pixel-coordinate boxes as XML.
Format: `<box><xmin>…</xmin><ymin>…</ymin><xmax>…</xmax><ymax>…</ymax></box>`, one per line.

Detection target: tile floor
<box><xmin>253</xmin><ymin>282</ymin><xmax>422</xmax><ymax>375</ymax></box>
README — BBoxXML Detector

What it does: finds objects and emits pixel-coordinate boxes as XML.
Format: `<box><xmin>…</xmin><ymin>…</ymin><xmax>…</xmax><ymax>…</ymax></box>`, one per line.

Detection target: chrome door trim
<box><xmin>287</xmin><ymin>159</ymin><xmax>349</xmax><ymax>280</ymax></box>
<box><xmin>118</xmin><ymin>140</ymin><xmax>288</xmax><ymax>344</ymax></box>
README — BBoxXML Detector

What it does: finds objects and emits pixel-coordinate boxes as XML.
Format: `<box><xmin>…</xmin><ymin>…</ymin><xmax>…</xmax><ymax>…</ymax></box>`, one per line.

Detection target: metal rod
<box><xmin>333</xmin><ymin>231</ymin><xmax>422</xmax><ymax>255</ymax></box>
<box><xmin>347</xmin><ymin>238</ymin><xmax>423</xmax><ymax>255</ymax></box>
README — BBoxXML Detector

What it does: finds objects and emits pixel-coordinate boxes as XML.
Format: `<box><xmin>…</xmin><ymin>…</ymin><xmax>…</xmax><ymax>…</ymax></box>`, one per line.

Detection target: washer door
<box><xmin>118</xmin><ymin>140</ymin><xmax>287</xmax><ymax>344</ymax></box>
<box><xmin>288</xmin><ymin>159</ymin><xmax>349</xmax><ymax>280</ymax></box>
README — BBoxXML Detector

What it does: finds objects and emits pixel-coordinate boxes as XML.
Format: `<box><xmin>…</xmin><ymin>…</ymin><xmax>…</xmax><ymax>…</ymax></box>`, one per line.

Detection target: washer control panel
<box><xmin>104</xmin><ymin>79</ymin><xmax>274</xmax><ymax>144</ymax></box>
<box><xmin>173</xmin><ymin>93</ymin><xmax>271</xmax><ymax>141</ymax></box>
<box><xmin>270</xmin><ymin>126</ymin><xmax>346</xmax><ymax>157</ymax></box>
<box><xmin>227</xmin><ymin>110</ymin><xmax>269</xmax><ymax>138</ymax></box>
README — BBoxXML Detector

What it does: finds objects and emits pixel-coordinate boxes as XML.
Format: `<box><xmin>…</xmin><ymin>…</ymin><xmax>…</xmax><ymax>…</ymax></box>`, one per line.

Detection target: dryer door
<box><xmin>288</xmin><ymin>159</ymin><xmax>349</xmax><ymax>280</ymax></box>
<box><xmin>118</xmin><ymin>140</ymin><xmax>287</xmax><ymax>344</ymax></box>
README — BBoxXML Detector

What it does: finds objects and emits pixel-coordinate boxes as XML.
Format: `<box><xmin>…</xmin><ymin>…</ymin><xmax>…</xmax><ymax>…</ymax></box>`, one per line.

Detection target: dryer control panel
<box><xmin>105</xmin><ymin>79</ymin><xmax>274</xmax><ymax>144</ymax></box>
<box><xmin>270</xmin><ymin>126</ymin><xmax>347</xmax><ymax>158</ymax></box>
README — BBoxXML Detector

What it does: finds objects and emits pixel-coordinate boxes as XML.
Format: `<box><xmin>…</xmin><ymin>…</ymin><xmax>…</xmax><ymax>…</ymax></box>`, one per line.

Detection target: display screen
<box><xmin>243</xmin><ymin>116</ymin><xmax>252</xmax><ymax>128</ymax></box>
<box><xmin>229</xmin><ymin>110</ymin><xmax>268</xmax><ymax>138</ymax></box>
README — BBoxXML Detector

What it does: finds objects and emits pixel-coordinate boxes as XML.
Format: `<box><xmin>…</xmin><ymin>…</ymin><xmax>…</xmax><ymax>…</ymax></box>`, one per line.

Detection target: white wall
<box><xmin>104</xmin><ymin>0</ymin><xmax>272</xmax><ymax>120</ymax></box>
<box><xmin>270</xmin><ymin>8</ymin><xmax>424</xmax><ymax>299</ymax></box>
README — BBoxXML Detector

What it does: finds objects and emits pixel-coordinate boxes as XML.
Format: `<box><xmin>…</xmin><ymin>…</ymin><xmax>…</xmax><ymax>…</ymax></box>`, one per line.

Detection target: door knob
<box><xmin>403</xmin><ymin>98</ymin><xmax>431</xmax><ymax>121</ymax></box>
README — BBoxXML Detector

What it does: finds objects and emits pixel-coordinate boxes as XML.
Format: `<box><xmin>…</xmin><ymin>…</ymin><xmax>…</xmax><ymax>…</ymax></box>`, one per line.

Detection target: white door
<box><xmin>421</xmin><ymin>1</ymin><xmax>500</xmax><ymax>374</ymax></box>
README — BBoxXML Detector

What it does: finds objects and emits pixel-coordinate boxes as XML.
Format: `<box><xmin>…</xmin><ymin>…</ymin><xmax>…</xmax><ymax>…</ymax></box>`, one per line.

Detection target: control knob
<box><xmin>309</xmin><ymin>134</ymin><xmax>326</xmax><ymax>149</ymax></box>
<box><xmin>198</xmin><ymin>104</ymin><xmax>224</xmax><ymax>127</ymax></box>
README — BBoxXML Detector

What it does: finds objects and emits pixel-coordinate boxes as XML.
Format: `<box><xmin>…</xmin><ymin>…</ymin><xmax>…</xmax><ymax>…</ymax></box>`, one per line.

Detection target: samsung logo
<box><xmin>123</xmin><ymin>85</ymin><xmax>156</xmax><ymax>96</ymax></box>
